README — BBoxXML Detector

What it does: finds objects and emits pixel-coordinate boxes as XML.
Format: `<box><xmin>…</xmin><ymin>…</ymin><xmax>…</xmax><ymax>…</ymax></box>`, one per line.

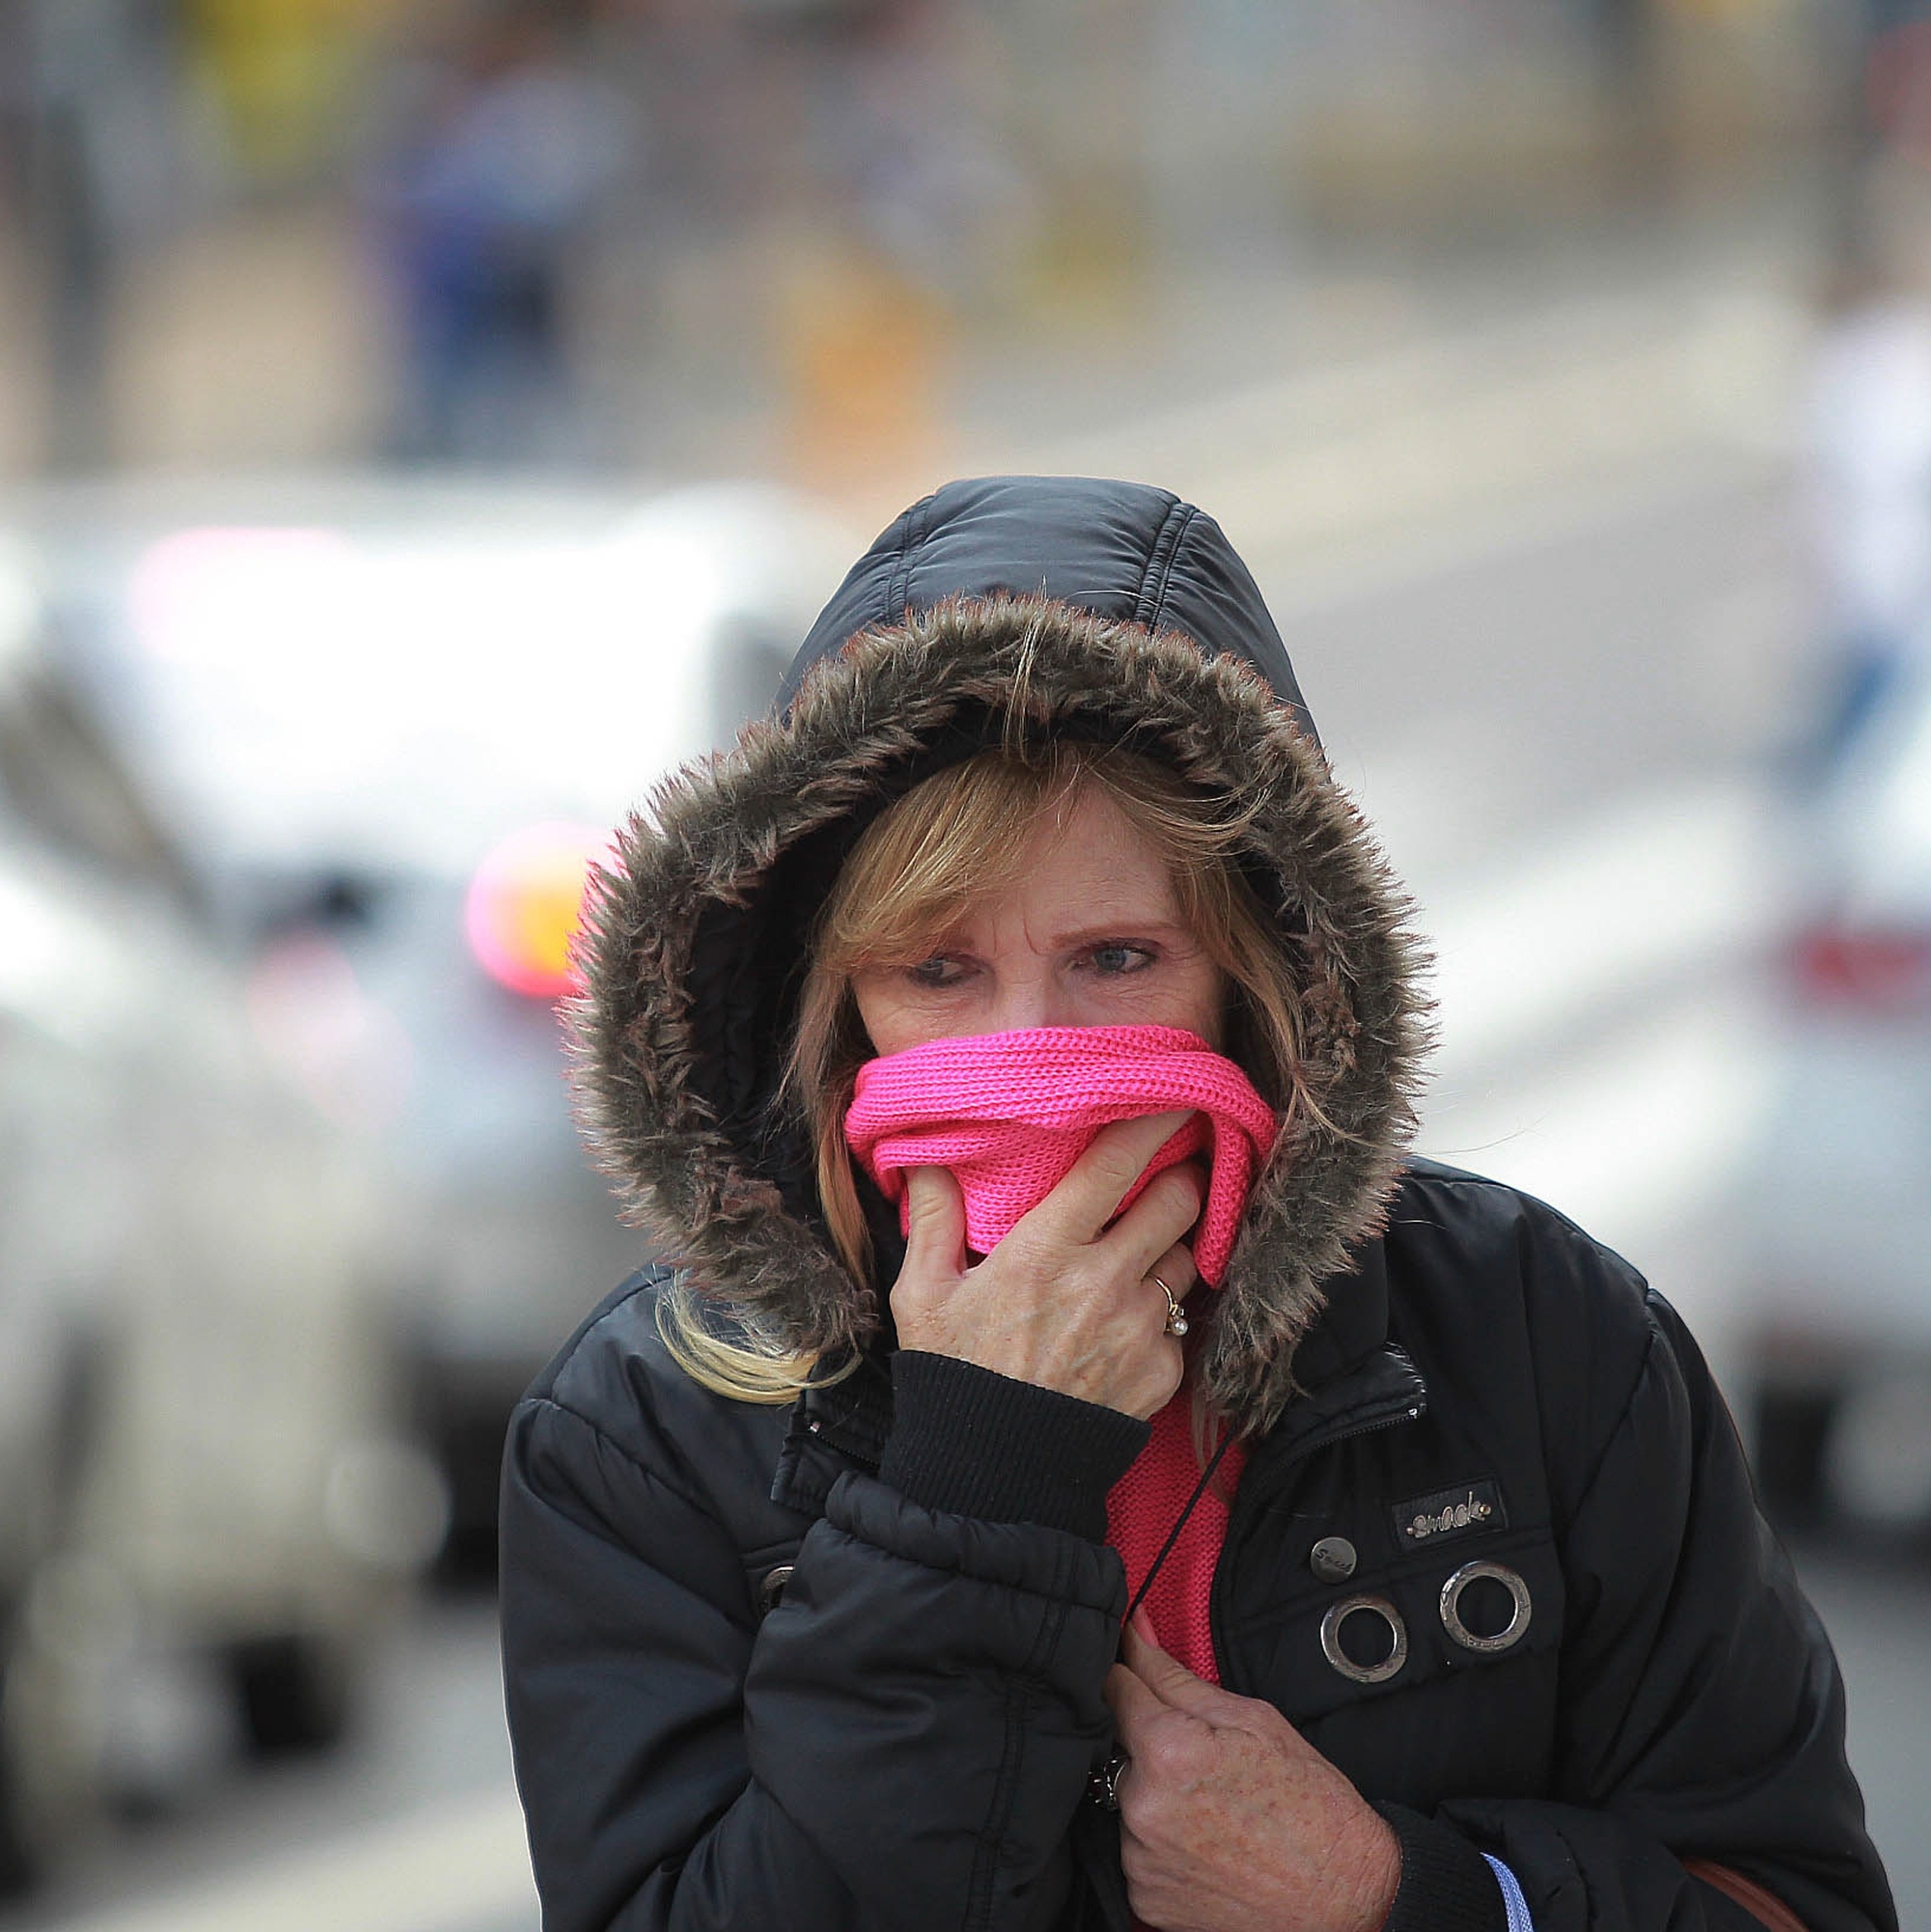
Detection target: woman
<box><xmin>500</xmin><ymin>476</ymin><xmax>1895</xmax><ymax>1932</ymax></box>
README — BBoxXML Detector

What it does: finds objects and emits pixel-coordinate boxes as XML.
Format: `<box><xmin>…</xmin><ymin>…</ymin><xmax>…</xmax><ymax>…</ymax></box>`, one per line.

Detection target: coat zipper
<box><xmin>1207</xmin><ymin>1389</ymin><xmax>1425</xmax><ymax>1694</ymax></box>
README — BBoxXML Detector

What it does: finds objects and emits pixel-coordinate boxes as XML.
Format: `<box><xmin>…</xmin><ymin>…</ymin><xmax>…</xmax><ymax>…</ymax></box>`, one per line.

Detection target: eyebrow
<box><xmin>931</xmin><ymin>918</ymin><xmax>1193</xmax><ymax>955</ymax></box>
<box><xmin>1048</xmin><ymin>920</ymin><xmax>1190</xmax><ymax>947</ymax></box>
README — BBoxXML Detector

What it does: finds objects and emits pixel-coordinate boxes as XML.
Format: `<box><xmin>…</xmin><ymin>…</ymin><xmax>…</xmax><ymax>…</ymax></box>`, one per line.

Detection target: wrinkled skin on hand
<box><xmin>1104</xmin><ymin>1616</ymin><xmax>1401</xmax><ymax>1932</ymax></box>
<box><xmin>890</xmin><ymin>1111</ymin><xmax>1201</xmax><ymax>1420</ymax></box>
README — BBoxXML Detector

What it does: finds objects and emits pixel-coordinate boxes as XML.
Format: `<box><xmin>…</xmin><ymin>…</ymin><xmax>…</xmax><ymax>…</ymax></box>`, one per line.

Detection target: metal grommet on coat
<box><xmin>757</xmin><ymin>1564</ymin><xmax>796</xmax><ymax>1617</ymax></box>
<box><xmin>1438</xmin><ymin>1560</ymin><xmax>1532</xmax><ymax>1654</ymax></box>
<box><xmin>1319</xmin><ymin>1594</ymin><xmax>1408</xmax><ymax>1685</ymax></box>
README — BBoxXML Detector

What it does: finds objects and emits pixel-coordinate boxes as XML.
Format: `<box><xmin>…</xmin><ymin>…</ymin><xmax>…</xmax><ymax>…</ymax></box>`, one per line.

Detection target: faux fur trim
<box><xmin>566</xmin><ymin>595</ymin><xmax>1431</xmax><ymax>1434</ymax></box>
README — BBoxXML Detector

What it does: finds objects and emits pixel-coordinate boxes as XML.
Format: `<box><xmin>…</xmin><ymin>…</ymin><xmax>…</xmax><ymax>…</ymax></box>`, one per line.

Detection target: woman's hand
<box><xmin>889</xmin><ymin>1112</ymin><xmax>1201</xmax><ymax>1420</ymax></box>
<box><xmin>1105</xmin><ymin>1618</ymin><xmax>1401</xmax><ymax>1932</ymax></box>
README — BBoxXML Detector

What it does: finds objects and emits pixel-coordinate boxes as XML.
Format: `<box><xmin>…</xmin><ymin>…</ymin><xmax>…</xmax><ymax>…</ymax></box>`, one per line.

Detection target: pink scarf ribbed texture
<box><xmin>843</xmin><ymin>1025</ymin><xmax>1277</xmax><ymax>1286</ymax></box>
<box><xmin>1108</xmin><ymin>1396</ymin><xmax>1247</xmax><ymax>1685</ymax></box>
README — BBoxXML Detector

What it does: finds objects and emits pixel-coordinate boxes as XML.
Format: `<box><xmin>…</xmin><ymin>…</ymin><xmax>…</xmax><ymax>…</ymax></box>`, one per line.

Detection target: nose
<box><xmin>982</xmin><ymin>971</ymin><xmax>1077</xmax><ymax>1035</ymax></box>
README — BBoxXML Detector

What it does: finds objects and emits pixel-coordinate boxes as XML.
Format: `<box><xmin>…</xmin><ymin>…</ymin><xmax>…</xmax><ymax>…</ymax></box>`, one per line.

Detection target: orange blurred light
<box><xmin>465</xmin><ymin>823</ymin><xmax>610</xmax><ymax>1000</ymax></box>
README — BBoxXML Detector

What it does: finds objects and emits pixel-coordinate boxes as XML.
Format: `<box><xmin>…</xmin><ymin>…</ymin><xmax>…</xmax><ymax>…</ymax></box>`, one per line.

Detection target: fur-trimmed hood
<box><xmin>567</xmin><ymin>476</ymin><xmax>1429</xmax><ymax>1434</ymax></box>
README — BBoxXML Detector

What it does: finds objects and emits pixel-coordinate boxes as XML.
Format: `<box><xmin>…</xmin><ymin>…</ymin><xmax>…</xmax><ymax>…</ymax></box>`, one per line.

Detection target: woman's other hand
<box><xmin>1104</xmin><ymin>1617</ymin><xmax>1401</xmax><ymax>1932</ymax></box>
<box><xmin>890</xmin><ymin>1112</ymin><xmax>1200</xmax><ymax>1419</ymax></box>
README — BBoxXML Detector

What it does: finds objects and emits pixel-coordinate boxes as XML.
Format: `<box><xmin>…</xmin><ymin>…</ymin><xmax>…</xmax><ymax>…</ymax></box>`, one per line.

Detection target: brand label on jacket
<box><xmin>1389</xmin><ymin>1479</ymin><xmax>1506</xmax><ymax>1548</ymax></box>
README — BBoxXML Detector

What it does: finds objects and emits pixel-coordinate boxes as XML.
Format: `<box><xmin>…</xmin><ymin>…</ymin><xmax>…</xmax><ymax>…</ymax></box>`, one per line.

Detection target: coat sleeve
<box><xmin>499</xmin><ymin>1367</ymin><xmax>1135</xmax><ymax>1932</ymax></box>
<box><xmin>1433</xmin><ymin>1292</ymin><xmax>1896</xmax><ymax>1932</ymax></box>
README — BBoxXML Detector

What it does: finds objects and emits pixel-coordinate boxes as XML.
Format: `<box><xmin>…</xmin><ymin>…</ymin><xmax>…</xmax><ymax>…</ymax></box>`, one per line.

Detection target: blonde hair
<box><xmin>660</xmin><ymin>740</ymin><xmax>1314</xmax><ymax>1407</ymax></box>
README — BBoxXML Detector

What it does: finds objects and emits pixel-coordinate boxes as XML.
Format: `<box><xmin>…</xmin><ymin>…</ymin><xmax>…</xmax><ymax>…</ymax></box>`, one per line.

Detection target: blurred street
<box><xmin>5</xmin><ymin>265</ymin><xmax>1929</xmax><ymax>1926</ymax></box>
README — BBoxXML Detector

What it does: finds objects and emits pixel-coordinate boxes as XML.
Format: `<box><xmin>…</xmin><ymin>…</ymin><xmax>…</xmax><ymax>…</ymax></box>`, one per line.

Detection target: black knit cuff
<box><xmin>1371</xmin><ymin>1805</ymin><xmax>1507</xmax><ymax>1932</ymax></box>
<box><xmin>878</xmin><ymin>1352</ymin><xmax>1150</xmax><ymax>1540</ymax></box>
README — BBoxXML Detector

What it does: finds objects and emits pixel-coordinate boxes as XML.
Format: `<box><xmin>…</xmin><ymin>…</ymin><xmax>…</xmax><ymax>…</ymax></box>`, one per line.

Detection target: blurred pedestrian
<box><xmin>501</xmin><ymin>476</ymin><xmax>1895</xmax><ymax>1932</ymax></box>
<box><xmin>1805</xmin><ymin>275</ymin><xmax>1931</xmax><ymax>770</ymax></box>
<box><xmin>774</xmin><ymin>0</ymin><xmax>1031</xmax><ymax>480</ymax></box>
<box><xmin>1</xmin><ymin>0</ymin><xmax>187</xmax><ymax>468</ymax></box>
<box><xmin>807</xmin><ymin>0</ymin><xmax>1030</xmax><ymax>309</ymax></box>
<box><xmin>365</xmin><ymin>0</ymin><xmax>634</xmax><ymax>464</ymax></box>
<box><xmin>1795</xmin><ymin>0</ymin><xmax>1931</xmax><ymax>774</ymax></box>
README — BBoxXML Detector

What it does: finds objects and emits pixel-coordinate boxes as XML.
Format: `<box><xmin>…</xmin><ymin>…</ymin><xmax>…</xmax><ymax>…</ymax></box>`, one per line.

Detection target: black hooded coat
<box><xmin>498</xmin><ymin>477</ymin><xmax>1896</xmax><ymax>1932</ymax></box>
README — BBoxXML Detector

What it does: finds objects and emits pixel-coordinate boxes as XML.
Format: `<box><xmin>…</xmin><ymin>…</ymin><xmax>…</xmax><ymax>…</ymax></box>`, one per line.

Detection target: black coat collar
<box><xmin>1289</xmin><ymin>1236</ymin><xmax>1392</xmax><ymax>1391</ymax></box>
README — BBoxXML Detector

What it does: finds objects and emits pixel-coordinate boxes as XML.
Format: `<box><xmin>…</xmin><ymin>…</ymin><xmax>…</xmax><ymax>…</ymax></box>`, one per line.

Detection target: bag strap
<box><xmin>1683</xmin><ymin>1858</ymin><xmax>1808</xmax><ymax>1932</ymax></box>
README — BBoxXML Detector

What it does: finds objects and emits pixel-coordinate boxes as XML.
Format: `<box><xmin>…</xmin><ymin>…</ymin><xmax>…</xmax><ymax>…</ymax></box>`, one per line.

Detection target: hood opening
<box><xmin>568</xmin><ymin>485</ymin><xmax>1429</xmax><ymax>1432</ymax></box>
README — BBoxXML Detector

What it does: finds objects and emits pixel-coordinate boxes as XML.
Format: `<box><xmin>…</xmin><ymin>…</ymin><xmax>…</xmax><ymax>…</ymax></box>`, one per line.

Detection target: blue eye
<box><xmin>907</xmin><ymin>957</ymin><xmax>961</xmax><ymax>987</ymax></box>
<box><xmin>1089</xmin><ymin>945</ymin><xmax>1153</xmax><ymax>975</ymax></box>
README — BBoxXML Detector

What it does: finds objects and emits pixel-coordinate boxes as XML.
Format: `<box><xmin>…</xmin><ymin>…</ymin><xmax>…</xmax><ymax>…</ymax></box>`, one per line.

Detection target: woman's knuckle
<box><xmin>1002</xmin><ymin>1225</ymin><xmax>1053</xmax><ymax>1275</ymax></box>
<box><xmin>1120</xmin><ymin>1778</ymin><xmax>1169</xmax><ymax>1838</ymax></box>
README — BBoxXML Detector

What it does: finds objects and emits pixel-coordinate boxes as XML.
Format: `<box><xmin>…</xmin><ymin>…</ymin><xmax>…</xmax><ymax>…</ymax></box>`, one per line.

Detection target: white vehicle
<box><xmin>0</xmin><ymin>570</ymin><xmax>435</xmax><ymax>1886</ymax></box>
<box><xmin>1747</xmin><ymin>663</ymin><xmax>1931</xmax><ymax>1537</ymax></box>
<box><xmin>25</xmin><ymin>479</ymin><xmax>854</xmax><ymax>1575</ymax></box>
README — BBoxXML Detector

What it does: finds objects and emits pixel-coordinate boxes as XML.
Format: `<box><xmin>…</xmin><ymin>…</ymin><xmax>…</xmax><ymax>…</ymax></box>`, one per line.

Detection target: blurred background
<box><xmin>0</xmin><ymin>1</ymin><xmax>1928</xmax><ymax>1927</ymax></box>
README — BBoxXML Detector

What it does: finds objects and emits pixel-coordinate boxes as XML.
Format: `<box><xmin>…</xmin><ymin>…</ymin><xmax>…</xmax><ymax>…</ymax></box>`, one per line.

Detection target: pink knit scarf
<box><xmin>843</xmin><ymin>1025</ymin><xmax>1278</xmax><ymax>1286</ymax></box>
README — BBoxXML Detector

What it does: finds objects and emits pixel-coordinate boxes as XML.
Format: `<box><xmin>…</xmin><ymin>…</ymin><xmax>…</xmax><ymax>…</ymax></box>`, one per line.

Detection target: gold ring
<box><xmin>1150</xmin><ymin>1272</ymin><xmax>1188</xmax><ymax>1339</ymax></box>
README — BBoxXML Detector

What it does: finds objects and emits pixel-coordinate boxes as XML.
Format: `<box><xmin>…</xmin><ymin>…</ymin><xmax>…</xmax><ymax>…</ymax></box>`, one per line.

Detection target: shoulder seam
<box><xmin>1562</xmin><ymin>1318</ymin><xmax>1666</xmax><ymax>1538</ymax></box>
<box><xmin>517</xmin><ymin>1389</ymin><xmax>712</xmax><ymax>1519</ymax></box>
<box><xmin>534</xmin><ymin>1265</ymin><xmax>672</xmax><ymax>1392</ymax></box>
<box><xmin>1401</xmin><ymin>1168</ymin><xmax>1646</xmax><ymax>1275</ymax></box>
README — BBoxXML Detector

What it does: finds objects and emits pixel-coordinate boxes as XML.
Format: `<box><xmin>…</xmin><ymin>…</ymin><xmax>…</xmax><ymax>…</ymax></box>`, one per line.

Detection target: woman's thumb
<box><xmin>901</xmin><ymin>1165</ymin><xmax>966</xmax><ymax>1272</ymax></box>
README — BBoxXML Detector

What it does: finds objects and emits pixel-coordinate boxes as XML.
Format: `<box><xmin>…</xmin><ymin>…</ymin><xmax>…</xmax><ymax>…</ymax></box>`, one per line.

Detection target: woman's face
<box><xmin>851</xmin><ymin>786</ymin><xmax>1228</xmax><ymax>1057</ymax></box>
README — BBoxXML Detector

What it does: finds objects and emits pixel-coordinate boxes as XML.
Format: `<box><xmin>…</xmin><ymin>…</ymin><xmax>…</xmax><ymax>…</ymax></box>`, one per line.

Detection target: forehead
<box><xmin>946</xmin><ymin>787</ymin><xmax>1184</xmax><ymax>933</ymax></box>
